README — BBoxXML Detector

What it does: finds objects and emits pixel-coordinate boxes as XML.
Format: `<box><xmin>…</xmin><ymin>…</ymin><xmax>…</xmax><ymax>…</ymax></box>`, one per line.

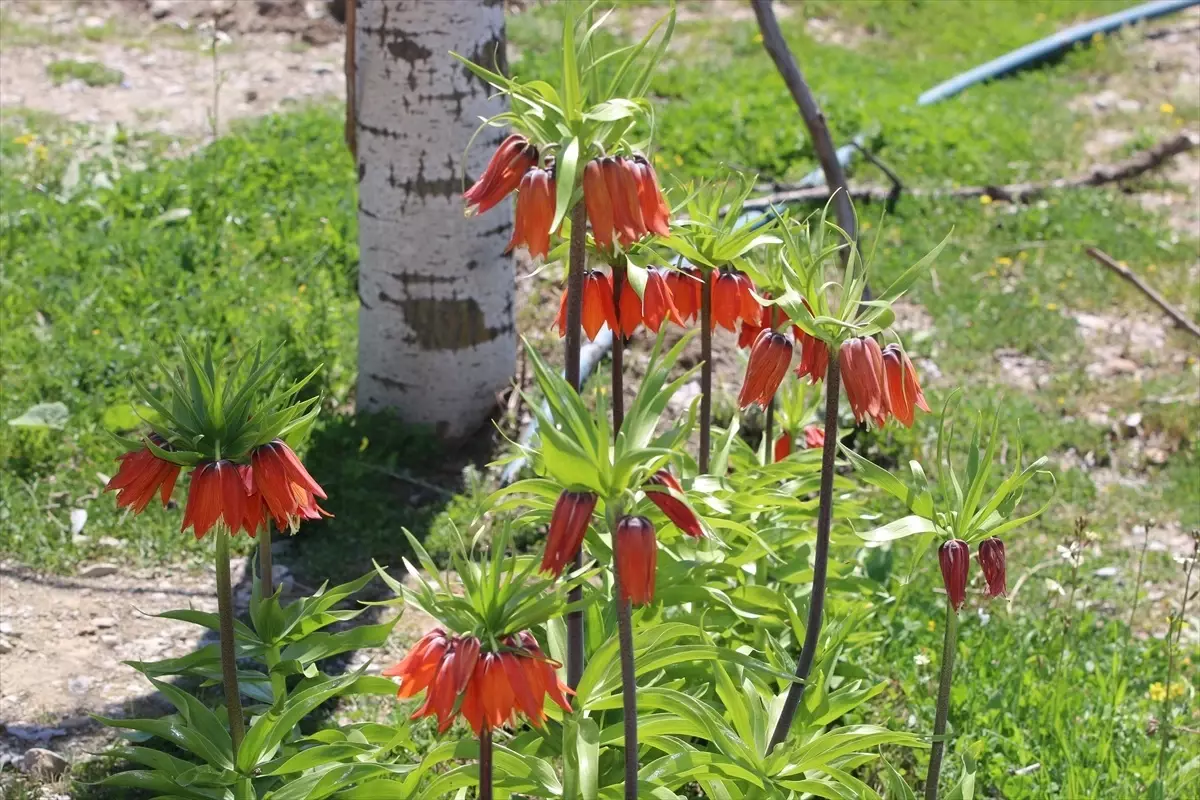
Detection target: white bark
<box><xmin>355</xmin><ymin>0</ymin><xmax>513</xmax><ymax>440</ymax></box>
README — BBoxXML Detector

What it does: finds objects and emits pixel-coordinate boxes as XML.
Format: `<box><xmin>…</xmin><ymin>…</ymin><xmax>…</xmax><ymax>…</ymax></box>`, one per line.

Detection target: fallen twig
<box><xmin>851</xmin><ymin>141</ymin><xmax>904</xmax><ymax>212</ymax></box>
<box><xmin>1085</xmin><ymin>247</ymin><xmax>1200</xmax><ymax>339</ymax></box>
<box><xmin>743</xmin><ymin>132</ymin><xmax>1198</xmax><ymax>210</ymax></box>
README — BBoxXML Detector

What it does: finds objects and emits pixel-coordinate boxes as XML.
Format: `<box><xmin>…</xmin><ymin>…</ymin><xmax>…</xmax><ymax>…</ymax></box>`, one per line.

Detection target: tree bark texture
<box><xmin>355</xmin><ymin>0</ymin><xmax>515</xmax><ymax>439</ymax></box>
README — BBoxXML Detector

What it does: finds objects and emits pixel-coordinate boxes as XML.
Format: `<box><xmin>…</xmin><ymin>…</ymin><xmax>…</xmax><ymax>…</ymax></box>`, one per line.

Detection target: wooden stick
<box><xmin>751</xmin><ymin>0</ymin><xmax>857</xmax><ymax>258</ymax></box>
<box><xmin>1085</xmin><ymin>247</ymin><xmax>1200</xmax><ymax>339</ymax></box>
<box><xmin>744</xmin><ymin>132</ymin><xmax>1198</xmax><ymax>210</ymax></box>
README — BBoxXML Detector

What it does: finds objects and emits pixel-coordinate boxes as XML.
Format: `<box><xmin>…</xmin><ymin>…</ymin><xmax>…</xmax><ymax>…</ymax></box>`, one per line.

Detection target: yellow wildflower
<box><xmin>1169</xmin><ymin>682</ymin><xmax>1185</xmax><ymax>699</ymax></box>
<box><xmin>926</xmin><ymin>620</ymin><xmax>936</xmax><ymax>633</ymax></box>
<box><xmin>1160</xmin><ymin>102</ymin><xmax>1175</xmax><ymax>114</ymax></box>
<box><xmin>13</xmin><ymin>133</ymin><xmax>35</xmax><ymax>146</ymax></box>
<box><xmin>1149</xmin><ymin>682</ymin><xmax>1167</xmax><ymax>702</ymax></box>
<box><xmin>1046</xmin><ymin>303</ymin><xmax>1059</xmax><ymax>311</ymax></box>
<box><xmin>980</xmin><ymin>195</ymin><xmax>993</xmax><ymax>205</ymax></box>
<box><xmin>995</xmin><ymin>256</ymin><xmax>1013</xmax><ymax>266</ymax></box>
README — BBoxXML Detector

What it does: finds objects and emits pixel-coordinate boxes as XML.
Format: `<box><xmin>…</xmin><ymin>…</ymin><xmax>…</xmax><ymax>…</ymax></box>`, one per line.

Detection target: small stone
<box><xmin>22</xmin><ymin>748</ymin><xmax>69</xmax><ymax>779</ymax></box>
<box><xmin>96</xmin><ymin>536</ymin><xmax>124</xmax><ymax>549</ymax></box>
<box><xmin>0</xmin><ymin>637</ymin><xmax>12</xmax><ymax>654</ymax></box>
<box><xmin>67</xmin><ymin>676</ymin><xmax>95</xmax><ymax>695</ymax></box>
<box><xmin>99</xmin><ymin>634</ymin><xmax>119</xmax><ymax>648</ymax></box>
<box><xmin>311</xmin><ymin>63</ymin><xmax>334</xmax><ymax>75</ymax></box>
<box><xmin>0</xmin><ymin>621</ymin><xmax>14</xmax><ymax>636</ymax></box>
<box><xmin>83</xmin><ymin>16</ymin><xmax>106</xmax><ymax>29</ymax></box>
<box><xmin>78</xmin><ymin>563</ymin><xmax>118</xmax><ymax>578</ymax></box>
<box><xmin>1145</xmin><ymin>447</ymin><xmax>1170</xmax><ymax>465</ymax></box>
<box><xmin>69</xmin><ymin>508</ymin><xmax>88</xmax><ymax>536</ymax></box>
<box><xmin>149</xmin><ymin>0</ymin><xmax>176</xmax><ymax>19</ymax></box>
<box><xmin>1123</xmin><ymin>412</ymin><xmax>1143</xmax><ymax>430</ymax></box>
<box><xmin>244</xmin><ymin>89</ymin><xmax>258</xmax><ymax>102</ymax></box>
<box><xmin>93</xmin><ymin>616</ymin><xmax>117</xmax><ymax>629</ymax></box>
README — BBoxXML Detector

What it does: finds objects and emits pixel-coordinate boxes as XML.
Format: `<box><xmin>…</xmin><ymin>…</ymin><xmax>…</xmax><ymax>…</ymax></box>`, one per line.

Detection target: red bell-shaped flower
<box><xmin>738</xmin><ymin>329</ymin><xmax>793</xmax><ymax>410</ymax></box>
<box><xmin>665</xmin><ymin>266</ymin><xmax>701</xmax><ymax>323</ymax></box>
<box><xmin>181</xmin><ymin>460</ymin><xmax>248</xmax><ymax>540</ymax></box>
<box><xmin>553</xmin><ymin>270</ymin><xmax>618</xmax><ymax>342</ymax></box>
<box><xmin>630</xmin><ymin>155</ymin><xmax>670</xmax><ymax>237</ymax></box>
<box><xmin>506</xmin><ymin>167</ymin><xmax>556</xmax><ymax>260</ymax></box>
<box><xmin>645</xmin><ymin>469</ymin><xmax>703</xmax><ymax>538</ymax></box>
<box><xmin>541</xmin><ymin>490</ymin><xmax>597</xmax><ymax>577</ymax></box>
<box><xmin>881</xmin><ymin>343</ymin><xmax>931</xmax><ymax>428</ymax></box>
<box><xmin>803</xmin><ymin>424</ymin><xmax>825</xmax><ymax>449</ymax></box>
<box><xmin>615</xmin><ymin>515</ymin><xmax>657</xmax><ymax>605</ymax></box>
<box><xmin>464</xmin><ymin>134</ymin><xmax>537</xmax><ymax>216</ymax></box>
<box><xmin>249</xmin><ymin>439</ymin><xmax>329</xmax><ymax>533</ymax></box>
<box><xmin>583</xmin><ymin>158</ymin><xmax>616</xmax><ymax>251</ymax></box>
<box><xmin>105</xmin><ymin>435</ymin><xmax>180</xmax><ymax>514</ymax></box>
<box><xmin>977</xmin><ymin>537</ymin><xmax>1007</xmax><ymax>598</ymax></box>
<box><xmin>773</xmin><ymin>434</ymin><xmax>792</xmax><ymax>462</ymax></box>
<box><xmin>840</xmin><ymin>336</ymin><xmax>889</xmax><ymax>427</ymax></box>
<box><xmin>641</xmin><ymin>269</ymin><xmax>683</xmax><ymax>333</ymax></box>
<box><xmin>617</xmin><ymin>275</ymin><xmax>642</xmax><ymax>338</ymax></box>
<box><xmin>601</xmin><ymin>157</ymin><xmax>648</xmax><ymax>247</ymax></box>
<box><xmin>939</xmin><ymin>539</ymin><xmax>971</xmax><ymax>612</ymax></box>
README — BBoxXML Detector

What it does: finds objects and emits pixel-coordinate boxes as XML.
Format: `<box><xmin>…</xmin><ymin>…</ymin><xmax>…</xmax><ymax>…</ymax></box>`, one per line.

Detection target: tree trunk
<box><xmin>354</xmin><ymin>0</ymin><xmax>514</xmax><ymax>440</ymax></box>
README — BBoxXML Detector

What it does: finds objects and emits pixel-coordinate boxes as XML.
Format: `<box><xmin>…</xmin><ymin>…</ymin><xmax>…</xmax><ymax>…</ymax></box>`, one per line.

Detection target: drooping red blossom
<box><xmin>390</xmin><ymin>629</ymin><xmax>571</xmax><ymax>737</ymax></box>
<box><xmin>583</xmin><ymin>159</ymin><xmax>616</xmax><ymax>251</ymax></box>
<box><xmin>738</xmin><ymin>300</ymin><xmax>789</xmax><ymax>349</ymax></box>
<box><xmin>105</xmin><ymin>435</ymin><xmax>180</xmax><ymax>514</ymax></box>
<box><xmin>645</xmin><ymin>469</ymin><xmax>703</xmax><ymax>538</ymax></box>
<box><xmin>600</xmin><ymin>157</ymin><xmax>648</xmax><ymax>247</ymax></box>
<box><xmin>881</xmin><ymin>343</ymin><xmax>931</xmax><ymax>428</ymax></box>
<box><xmin>665</xmin><ymin>266</ymin><xmax>702</xmax><ymax>323</ymax></box>
<box><xmin>249</xmin><ymin>440</ymin><xmax>330</xmax><ymax>532</ymax></box>
<box><xmin>630</xmin><ymin>155</ymin><xmax>670</xmax><ymax>237</ymax></box>
<box><xmin>464</xmin><ymin>134</ymin><xmax>538</xmax><ymax>216</ymax></box>
<box><xmin>738</xmin><ymin>329</ymin><xmax>793</xmax><ymax>410</ymax></box>
<box><xmin>615</xmin><ymin>515</ymin><xmax>657</xmax><ymax>605</ymax></box>
<box><xmin>553</xmin><ymin>270</ymin><xmax>618</xmax><ymax>341</ymax></box>
<box><xmin>803</xmin><ymin>424</ymin><xmax>825</xmax><ymax>449</ymax></box>
<box><xmin>939</xmin><ymin>539</ymin><xmax>971</xmax><ymax>612</ymax></box>
<box><xmin>506</xmin><ymin>167</ymin><xmax>556</xmax><ymax>260</ymax></box>
<box><xmin>840</xmin><ymin>337</ymin><xmax>890</xmax><ymax>427</ymax></box>
<box><xmin>711</xmin><ymin>270</ymin><xmax>742</xmax><ymax>332</ymax></box>
<box><xmin>641</xmin><ymin>269</ymin><xmax>683</xmax><ymax>333</ymax></box>
<box><xmin>617</xmin><ymin>275</ymin><xmax>643</xmax><ymax>338</ymax></box>
<box><xmin>238</xmin><ymin>464</ymin><xmax>267</xmax><ymax>538</ymax></box>
<box><xmin>977</xmin><ymin>537</ymin><xmax>1007</xmax><ymax>598</ymax></box>
<box><xmin>736</xmin><ymin>272</ymin><xmax>762</xmax><ymax>328</ymax></box>
<box><xmin>541</xmin><ymin>490</ymin><xmax>597</xmax><ymax>577</ymax></box>
<box><xmin>774</xmin><ymin>434</ymin><xmax>792</xmax><ymax>462</ymax></box>
<box><xmin>181</xmin><ymin>460</ymin><xmax>248</xmax><ymax>540</ymax></box>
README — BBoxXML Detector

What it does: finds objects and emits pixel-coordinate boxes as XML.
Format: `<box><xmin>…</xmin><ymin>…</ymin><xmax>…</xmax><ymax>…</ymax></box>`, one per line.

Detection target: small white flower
<box><xmin>914</xmin><ymin>653</ymin><xmax>931</xmax><ymax>667</ymax></box>
<box><xmin>977</xmin><ymin>608</ymin><xmax>991</xmax><ymax>626</ymax></box>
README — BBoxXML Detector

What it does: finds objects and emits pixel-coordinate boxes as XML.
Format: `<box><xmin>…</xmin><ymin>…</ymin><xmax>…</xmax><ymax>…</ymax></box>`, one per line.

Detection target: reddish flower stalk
<box><xmin>645</xmin><ymin>470</ymin><xmax>704</xmax><ymax>538</ymax></box>
<box><xmin>105</xmin><ymin>435</ymin><xmax>180</xmax><ymax>513</ymax></box>
<box><xmin>541</xmin><ymin>490</ymin><xmax>597</xmax><ymax>577</ymax></box>
<box><xmin>928</xmin><ymin>540</ymin><xmax>970</xmax><ymax>800</ymax></box>
<box><xmin>977</xmin><ymin>537</ymin><xmax>1007</xmax><ymax>598</ymax></box>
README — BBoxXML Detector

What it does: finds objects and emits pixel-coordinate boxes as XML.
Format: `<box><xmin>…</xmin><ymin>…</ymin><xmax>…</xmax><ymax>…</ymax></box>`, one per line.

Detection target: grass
<box><xmin>1</xmin><ymin>0</ymin><xmax>1197</xmax><ymax>796</ymax></box>
<box><xmin>45</xmin><ymin>59</ymin><xmax>124</xmax><ymax>87</ymax></box>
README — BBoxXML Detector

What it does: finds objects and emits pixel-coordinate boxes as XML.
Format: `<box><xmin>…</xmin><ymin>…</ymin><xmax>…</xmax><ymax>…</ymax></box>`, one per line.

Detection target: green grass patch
<box><xmin>45</xmin><ymin>59</ymin><xmax>124</xmax><ymax>87</ymax></box>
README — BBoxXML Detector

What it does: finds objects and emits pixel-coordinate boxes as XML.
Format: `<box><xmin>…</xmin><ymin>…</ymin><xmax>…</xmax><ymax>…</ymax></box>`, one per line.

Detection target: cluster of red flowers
<box><xmin>840</xmin><ymin>337</ymin><xmax>930</xmax><ymax>428</ymax></box>
<box><xmin>384</xmin><ymin>628</ymin><xmax>572</xmax><ymax>735</ymax></box>
<box><xmin>938</xmin><ymin>537</ymin><xmax>1006</xmax><ymax>611</ymax></box>
<box><xmin>464</xmin><ymin>137</ymin><xmax>674</xmax><ymax>262</ymax></box>
<box><xmin>554</xmin><ymin>266</ymin><xmax>767</xmax><ymax>343</ymax></box>
<box><xmin>540</xmin><ymin>470</ymin><xmax>700</xmax><ymax>604</ymax></box>
<box><xmin>583</xmin><ymin>155</ymin><xmax>670</xmax><ymax>250</ymax></box>
<box><xmin>106</xmin><ymin>438</ymin><xmax>328</xmax><ymax>539</ymax></box>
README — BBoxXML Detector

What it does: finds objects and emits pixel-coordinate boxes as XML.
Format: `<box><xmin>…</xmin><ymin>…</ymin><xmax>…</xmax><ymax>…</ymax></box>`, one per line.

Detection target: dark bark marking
<box><xmin>400</xmin><ymin>297</ymin><xmax>511</xmax><ymax>351</ymax></box>
<box><xmin>387</xmin><ymin>160</ymin><xmax>460</xmax><ymax>203</ymax></box>
<box><xmin>387</xmin><ymin>271</ymin><xmax>458</xmax><ymax>288</ymax></box>
<box><xmin>358</xmin><ymin>121</ymin><xmax>407</xmax><ymax>140</ymax></box>
<box><xmin>462</xmin><ymin>32</ymin><xmax>507</xmax><ymax>92</ymax></box>
<box><xmin>369</xmin><ymin>372</ymin><xmax>412</xmax><ymax>392</ymax></box>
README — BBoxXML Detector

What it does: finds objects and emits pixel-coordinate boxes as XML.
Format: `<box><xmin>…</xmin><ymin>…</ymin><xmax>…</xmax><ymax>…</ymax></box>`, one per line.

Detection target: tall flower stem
<box><xmin>1157</xmin><ymin>535</ymin><xmax>1197</xmax><ymax>784</ymax></box>
<box><xmin>259</xmin><ymin>522</ymin><xmax>274</xmax><ymax>599</ymax></box>
<box><xmin>925</xmin><ymin>600</ymin><xmax>961</xmax><ymax>800</ymax></box>
<box><xmin>763</xmin><ymin>398</ymin><xmax>776</xmax><ymax>464</ymax></box>
<box><xmin>608</xmin><ymin>506</ymin><xmax>639</xmax><ymax>799</ymax></box>
<box><xmin>479</xmin><ymin>726</ymin><xmax>494</xmax><ymax>800</ymax></box>
<box><xmin>611</xmin><ymin>263</ymin><xmax>626</xmax><ymax>433</ymax></box>
<box><xmin>564</xmin><ymin>202</ymin><xmax>588</xmax><ymax>691</ymax></box>
<box><xmin>215</xmin><ymin>529</ymin><xmax>245</xmax><ymax>753</ymax></box>
<box><xmin>767</xmin><ymin>351</ymin><xmax>840</xmax><ymax>751</ymax></box>
<box><xmin>699</xmin><ymin>270</ymin><xmax>713</xmax><ymax>473</ymax></box>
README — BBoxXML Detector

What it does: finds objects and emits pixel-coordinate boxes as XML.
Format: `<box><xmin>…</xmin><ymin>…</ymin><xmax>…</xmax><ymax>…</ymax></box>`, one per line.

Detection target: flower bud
<box><xmin>977</xmin><ymin>537</ymin><xmax>1007</xmax><ymax>598</ymax></box>
<box><xmin>615</xmin><ymin>515</ymin><xmax>657</xmax><ymax>605</ymax></box>
<box><xmin>645</xmin><ymin>469</ymin><xmax>703</xmax><ymax>538</ymax></box>
<box><xmin>541</xmin><ymin>490</ymin><xmax>597</xmax><ymax>577</ymax></box>
<box><xmin>939</xmin><ymin>539</ymin><xmax>971</xmax><ymax>612</ymax></box>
